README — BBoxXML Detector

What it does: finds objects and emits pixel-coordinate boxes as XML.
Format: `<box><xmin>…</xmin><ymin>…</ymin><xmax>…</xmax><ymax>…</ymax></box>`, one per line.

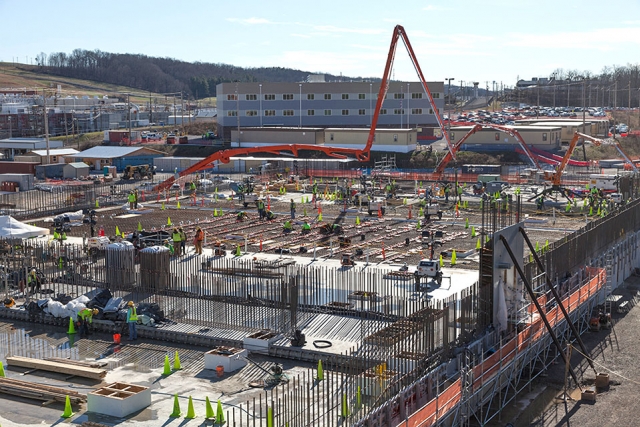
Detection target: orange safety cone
<box><xmin>378</xmin><ymin>207</ymin><xmax>382</xmax><ymax>219</ymax></box>
<box><xmin>259</xmin><ymin>236</ymin><xmax>263</xmax><ymax>252</ymax></box>
<box><xmin>175</xmin><ymin>192</ymin><xmax>179</xmax><ymax>201</ymax></box>
<box><xmin>381</xmin><ymin>242</ymin><xmax>386</xmax><ymax>260</ymax></box>
<box><xmin>455</xmin><ymin>204</ymin><xmax>460</xmax><ymax>218</ymax></box>
<box><xmin>141</xmin><ymin>190</ymin><xmax>146</xmax><ymax>202</ymax></box>
<box><xmin>408</xmin><ymin>206</ymin><xmax>412</xmax><ymax>219</ymax></box>
<box><xmin>201</xmin><ymin>197</ymin><xmax>205</xmax><ymax>207</ymax></box>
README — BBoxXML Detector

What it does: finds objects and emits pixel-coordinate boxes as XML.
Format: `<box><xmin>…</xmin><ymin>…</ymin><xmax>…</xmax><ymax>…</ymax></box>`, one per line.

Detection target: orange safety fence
<box><xmin>400</xmin><ymin>267</ymin><xmax>605</xmax><ymax>427</ymax></box>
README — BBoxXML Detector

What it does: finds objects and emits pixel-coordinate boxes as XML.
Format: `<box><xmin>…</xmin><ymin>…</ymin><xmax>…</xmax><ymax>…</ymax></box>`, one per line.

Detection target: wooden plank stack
<box><xmin>7</xmin><ymin>356</ymin><xmax>107</xmax><ymax>380</ymax></box>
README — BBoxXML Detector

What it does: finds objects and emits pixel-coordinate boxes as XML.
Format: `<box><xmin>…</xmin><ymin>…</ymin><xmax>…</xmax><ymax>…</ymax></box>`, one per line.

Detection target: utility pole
<box><xmin>180</xmin><ymin>91</ymin><xmax>184</xmax><ymax>134</ymax></box>
<box><xmin>128</xmin><ymin>93</ymin><xmax>132</xmax><ymax>144</ymax></box>
<box><xmin>536</xmin><ymin>79</ymin><xmax>540</xmax><ymax>119</ymax></box>
<box><xmin>43</xmin><ymin>89</ymin><xmax>50</xmax><ymax>164</ymax></box>
<box><xmin>149</xmin><ymin>92</ymin><xmax>153</xmax><ymax>125</ymax></box>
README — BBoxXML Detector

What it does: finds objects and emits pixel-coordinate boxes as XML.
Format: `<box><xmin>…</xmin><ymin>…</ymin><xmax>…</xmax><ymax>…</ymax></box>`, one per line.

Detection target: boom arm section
<box><xmin>544</xmin><ymin>132</ymin><xmax>601</xmax><ymax>186</ymax></box>
<box><xmin>434</xmin><ymin>123</ymin><xmax>541</xmax><ymax>176</ymax></box>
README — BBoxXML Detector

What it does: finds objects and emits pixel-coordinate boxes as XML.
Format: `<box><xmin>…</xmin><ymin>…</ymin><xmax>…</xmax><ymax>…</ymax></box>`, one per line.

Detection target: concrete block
<box><xmin>243</xmin><ymin>330</ymin><xmax>279</xmax><ymax>352</ymax></box>
<box><xmin>88</xmin><ymin>382</ymin><xmax>151</xmax><ymax>417</ymax></box>
<box><xmin>204</xmin><ymin>347</ymin><xmax>248</xmax><ymax>372</ymax></box>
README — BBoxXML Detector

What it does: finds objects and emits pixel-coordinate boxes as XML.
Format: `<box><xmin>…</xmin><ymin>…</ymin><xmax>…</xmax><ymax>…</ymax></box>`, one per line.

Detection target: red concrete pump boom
<box><xmin>154</xmin><ymin>25</ymin><xmax>448</xmax><ymax>192</ymax></box>
<box><xmin>434</xmin><ymin>123</ymin><xmax>542</xmax><ymax>176</ymax></box>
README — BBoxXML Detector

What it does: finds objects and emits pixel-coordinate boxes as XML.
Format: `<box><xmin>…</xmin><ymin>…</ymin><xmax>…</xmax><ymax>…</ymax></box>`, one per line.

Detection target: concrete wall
<box><xmin>450</xmin><ymin>126</ymin><xmax>561</xmax><ymax>151</ymax></box>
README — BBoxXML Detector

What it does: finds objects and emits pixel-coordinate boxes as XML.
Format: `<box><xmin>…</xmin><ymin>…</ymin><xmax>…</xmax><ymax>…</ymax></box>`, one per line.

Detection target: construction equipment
<box><xmin>202</xmin><ymin>131</ymin><xmax>216</xmax><ymax>140</ymax></box>
<box><xmin>341</xmin><ymin>253</ymin><xmax>356</xmax><ymax>266</ymax></box>
<box><xmin>243</xmin><ymin>356</ymin><xmax>289</xmax><ymax>387</ymax></box>
<box><xmin>153</xmin><ymin>25</ymin><xmax>446</xmax><ymax>193</ymax></box>
<box><xmin>531</xmin><ymin>132</ymin><xmax>607</xmax><ymax>201</ymax></box>
<box><xmin>435</xmin><ymin>123</ymin><xmax>541</xmax><ymax>177</ymax></box>
<box><xmin>122</xmin><ymin>164</ymin><xmax>155</xmax><ymax>180</ymax></box>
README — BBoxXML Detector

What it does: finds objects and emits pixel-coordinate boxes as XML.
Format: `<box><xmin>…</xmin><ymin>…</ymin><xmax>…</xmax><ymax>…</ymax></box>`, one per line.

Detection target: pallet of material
<box><xmin>6</xmin><ymin>356</ymin><xmax>107</xmax><ymax>380</ymax></box>
<box><xmin>0</xmin><ymin>377</ymin><xmax>86</xmax><ymax>403</ymax></box>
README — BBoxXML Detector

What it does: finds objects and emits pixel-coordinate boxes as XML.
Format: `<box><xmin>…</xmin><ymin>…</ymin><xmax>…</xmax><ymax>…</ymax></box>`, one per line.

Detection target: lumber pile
<box><xmin>6</xmin><ymin>356</ymin><xmax>107</xmax><ymax>380</ymax></box>
<box><xmin>45</xmin><ymin>357</ymin><xmax>108</xmax><ymax>369</ymax></box>
<box><xmin>0</xmin><ymin>377</ymin><xmax>85</xmax><ymax>403</ymax></box>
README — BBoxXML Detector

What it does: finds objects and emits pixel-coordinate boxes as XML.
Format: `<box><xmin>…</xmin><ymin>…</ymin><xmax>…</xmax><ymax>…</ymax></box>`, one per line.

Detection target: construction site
<box><xmin>0</xmin><ymin>25</ymin><xmax>638</xmax><ymax>427</ymax></box>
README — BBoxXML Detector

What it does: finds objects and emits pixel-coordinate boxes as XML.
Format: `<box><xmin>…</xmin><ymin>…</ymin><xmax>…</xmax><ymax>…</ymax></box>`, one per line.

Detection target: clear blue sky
<box><xmin>2</xmin><ymin>0</ymin><xmax>639</xmax><ymax>87</ymax></box>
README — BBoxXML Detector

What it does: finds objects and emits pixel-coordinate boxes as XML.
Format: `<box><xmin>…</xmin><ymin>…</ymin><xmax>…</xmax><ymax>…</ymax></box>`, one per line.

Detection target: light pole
<box><xmin>259</xmin><ymin>84</ymin><xmax>263</xmax><ymax>127</ymax></box>
<box><xmin>446</xmin><ymin>78</ymin><xmax>455</xmax><ymax>129</ymax></box>
<box><xmin>299</xmin><ymin>83</ymin><xmax>302</xmax><ymax>128</ymax></box>
<box><xmin>8</xmin><ymin>116</ymin><xmax>11</xmax><ymax>139</ymax></box>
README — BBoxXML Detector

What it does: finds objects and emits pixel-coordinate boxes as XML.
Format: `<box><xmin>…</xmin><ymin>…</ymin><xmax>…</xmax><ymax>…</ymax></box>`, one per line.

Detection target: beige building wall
<box><xmin>230</xmin><ymin>128</ymin><xmax>324</xmax><ymax>146</ymax></box>
<box><xmin>450</xmin><ymin>126</ymin><xmax>561</xmax><ymax>150</ymax></box>
<box><xmin>324</xmin><ymin>128</ymin><xmax>417</xmax><ymax>153</ymax></box>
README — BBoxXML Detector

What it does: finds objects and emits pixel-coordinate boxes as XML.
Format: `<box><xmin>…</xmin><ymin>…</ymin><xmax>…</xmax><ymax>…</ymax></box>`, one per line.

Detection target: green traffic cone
<box><xmin>316</xmin><ymin>360</ymin><xmax>324</xmax><ymax>381</ymax></box>
<box><xmin>170</xmin><ymin>394</ymin><xmax>181</xmax><ymax>417</ymax></box>
<box><xmin>356</xmin><ymin>386</ymin><xmax>362</xmax><ymax>410</ymax></box>
<box><xmin>471</xmin><ymin>226</ymin><xmax>476</xmax><ymax>238</ymax></box>
<box><xmin>95</xmin><ymin>199</ymin><xmax>99</xmax><ymax>208</ymax></box>
<box><xmin>476</xmin><ymin>238</ymin><xmax>481</xmax><ymax>250</ymax></box>
<box><xmin>0</xmin><ymin>361</ymin><xmax>5</xmax><ymax>377</ymax></box>
<box><xmin>451</xmin><ymin>250</ymin><xmax>457</xmax><ymax>266</ymax></box>
<box><xmin>115</xmin><ymin>225</ymin><xmax>120</xmax><ymax>236</ymax></box>
<box><xmin>67</xmin><ymin>317</ymin><xmax>76</xmax><ymax>334</ymax></box>
<box><xmin>235</xmin><ymin>245</ymin><xmax>241</xmax><ymax>256</ymax></box>
<box><xmin>173</xmin><ymin>351</ymin><xmax>181</xmax><ymax>370</ymax></box>
<box><xmin>267</xmin><ymin>406</ymin><xmax>274</xmax><ymax>427</ymax></box>
<box><xmin>137</xmin><ymin>221</ymin><xmax>143</xmax><ymax>231</ymax></box>
<box><xmin>163</xmin><ymin>355</ymin><xmax>171</xmax><ymax>376</ymax></box>
<box><xmin>465</xmin><ymin>218</ymin><xmax>469</xmax><ymax>229</ymax></box>
<box><xmin>185</xmin><ymin>396</ymin><xmax>196</xmax><ymax>419</ymax></box>
<box><xmin>439</xmin><ymin>254</ymin><xmax>444</xmax><ymax>268</ymax></box>
<box><xmin>205</xmin><ymin>396</ymin><xmax>214</xmax><ymax>419</ymax></box>
<box><xmin>341</xmin><ymin>393</ymin><xmax>350</xmax><ymax>418</ymax></box>
<box><xmin>216</xmin><ymin>399</ymin><xmax>225</xmax><ymax>424</ymax></box>
<box><xmin>61</xmin><ymin>395</ymin><xmax>74</xmax><ymax>418</ymax></box>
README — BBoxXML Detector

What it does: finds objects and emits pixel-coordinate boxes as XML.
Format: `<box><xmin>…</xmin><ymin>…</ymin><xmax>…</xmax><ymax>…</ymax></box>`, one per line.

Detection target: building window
<box><xmin>411</xmin><ymin>93</ymin><xmax>423</xmax><ymax>99</ymax></box>
<box><xmin>283</xmin><ymin>94</ymin><xmax>294</xmax><ymax>100</ymax></box>
<box><xmin>246</xmin><ymin>110</ymin><xmax>258</xmax><ymax>116</ymax></box>
<box><xmin>51</xmin><ymin>156</ymin><xmax>58</xmax><ymax>163</ymax></box>
<box><xmin>324</xmin><ymin>94</ymin><xmax>332</xmax><ymax>100</ymax></box>
<box><xmin>380</xmin><ymin>109</ymin><xmax>387</xmax><ymax>115</ymax></box>
<box><xmin>450</xmin><ymin>132</ymin><xmax>455</xmax><ymax>139</ymax></box>
<box><xmin>324</xmin><ymin>110</ymin><xmax>332</xmax><ymax>116</ymax></box>
<box><xmin>227</xmin><ymin>111</ymin><xmax>237</xmax><ymax>117</ymax></box>
<box><xmin>432</xmin><ymin>92</ymin><xmax>440</xmax><ymax>98</ymax></box>
<box><xmin>342</xmin><ymin>109</ymin><xmax>349</xmax><ymax>115</ymax></box>
<box><xmin>429</xmin><ymin>109</ymin><xmax>434</xmax><ymax>114</ymax></box>
<box><xmin>307</xmin><ymin>94</ymin><xmax>315</xmax><ymax>100</ymax></box>
<box><xmin>495</xmin><ymin>133</ymin><xmax>500</xmax><ymax>141</ymax></box>
<box><xmin>264</xmin><ymin>94</ymin><xmax>275</xmax><ymax>100</ymax></box>
<box><xmin>227</xmin><ymin>94</ymin><xmax>237</xmax><ymax>101</ymax></box>
<box><xmin>411</xmin><ymin>108</ymin><xmax>422</xmax><ymax>115</ymax></box>
<box><xmin>393</xmin><ymin>134</ymin><xmax>398</xmax><ymax>142</ymax></box>
<box><xmin>542</xmin><ymin>133</ymin><xmax>548</xmax><ymax>141</ymax></box>
<box><xmin>358</xmin><ymin>93</ymin><xmax>365</xmax><ymax>100</ymax></box>
<box><xmin>330</xmin><ymin>133</ymin><xmax>334</xmax><ymax>141</ymax></box>
<box><xmin>342</xmin><ymin>94</ymin><xmax>349</xmax><ymax>100</ymax></box>
<box><xmin>358</xmin><ymin>109</ymin><xmax>366</xmax><ymax>115</ymax></box>
<box><xmin>307</xmin><ymin>109</ymin><xmax>315</xmax><ymax>116</ymax></box>
<box><xmin>283</xmin><ymin>110</ymin><xmax>294</xmax><ymax>116</ymax></box>
<box><xmin>265</xmin><ymin>110</ymin><xmax>276</xmax><ymax>116</ymax></box>
<box><xmin>394</xmin><ymin>109</ymin><xmax>404</xmax><ymax>115</ymax></box>
<box><xmin>394</xmin><ymin>93</ymin><xmax>404</xmax><ymax>99</ymax></box>
<box><xmin>245</xmin><ymin>94</ymin><xmax>257</xmax><ymax>101</ymax></box>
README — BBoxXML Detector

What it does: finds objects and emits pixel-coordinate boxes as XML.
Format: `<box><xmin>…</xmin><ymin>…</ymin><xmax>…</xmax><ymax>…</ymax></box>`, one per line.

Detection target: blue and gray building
<box><xmin>216</xmin><ymin>80</ymin><xmax>445</xmax><ymax>143</ymax></box>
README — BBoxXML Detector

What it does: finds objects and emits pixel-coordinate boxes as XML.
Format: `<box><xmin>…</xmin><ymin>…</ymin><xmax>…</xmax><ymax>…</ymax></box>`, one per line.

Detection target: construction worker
<box><xmin>301</xmin><ymin>221</ymin><xmax>311</xmax><ymax>234</ymax></box>
<box><xmin>163</xmin><ymin>240</ymin><xmax>174</xmax><ymax>255</ymax></box>
<box><xmin>444</xmin><ymin>185</ymin><xmax>450</xmax><ymax>203</ymax></box>
<box><xmin>126</xmin><ymin>301</ymin><xmax>138</xmax><ymax>341</ymax></box>
<box><xmin>171</xmin><ymin>228</ymin><xmax>182</xmax><ymax>256</ymax></box>
<box><xmin>536</xmin><ymin>196</ymin><xmax>544</xmax><ymax>211</ymax></box>
<box><xmin>265</xmin><ymin>209</ymin><xmax>275</xmax><ymax>220</ymax></box>
<box><xmin>179</xmin><ymin>227</ymin><xmax>187</xmax><ymax>255</ymax></box>
<box><xmin>134</xmin><ymin>189</ymin><xmax>139</xmax><ymax>209</ymax></box>
<box><xmin>77</xmin><ymin>308</ymin><xmax>98</xmax><ymax>337</ymax></box>
<box><xmin>257</xmin><ymin>198</ymin><xmax>266</xmax><ymax>220</ymax></box>
<box><xmin>27</xmin><ymin>268</ymin><xmax>41</xmax><ymax>294</ymax></box>
<box><xmin>290</xmin><ymin>198</ymin><xmax>296</xmax><ymax>219</ymax></box>
<box><xmin>332</xmin><ymin>223</ymin><xmax>342</xmax><ymax>234</ymax></box>
<box><xmin>194</xmin><ymin>226</ymin><xmax>204</xmax><ymax>255</ymax></box>
<box><xmin>283</xmin><ymin>220</ymin><xmax>293</xmax><ymax>232</ymax></box>
<box><xmin>237</xmin><ymin>211</ymin><xmax>248</xmax><ymax>221</ymax></box>
<box><xmin>128</xmin><ymin>191</ymin><xmax>136</xmax><ymax>210</ymax></box>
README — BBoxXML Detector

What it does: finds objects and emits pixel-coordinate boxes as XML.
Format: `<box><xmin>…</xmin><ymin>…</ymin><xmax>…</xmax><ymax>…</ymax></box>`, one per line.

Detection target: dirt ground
<box><xmin>498</xmin><ymin>275</ymin><xmax>640</xmax><ymax>427</ymax></box>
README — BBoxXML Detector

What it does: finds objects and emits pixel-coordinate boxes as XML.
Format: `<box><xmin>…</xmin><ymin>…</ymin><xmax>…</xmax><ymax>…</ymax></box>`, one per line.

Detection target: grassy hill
<box><xmin>0</xmin><ymin>62</ymin><xmax>166</xmax><ymax>103</ymax></box>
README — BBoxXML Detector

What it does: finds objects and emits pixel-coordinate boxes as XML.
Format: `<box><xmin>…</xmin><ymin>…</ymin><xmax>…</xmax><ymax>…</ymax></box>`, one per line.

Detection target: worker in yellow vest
<box><xmin>171</xmin><ymin>228</ymin><xmax>182</xmax><ymax>257</ymax></box>
<box><xmin>78</xmin><ymin>308</ymin><xmax>98</xmax><ymax>337</ymax></box>
<box><xmin>127</xmin><ymin>301</ymin><xmax>138</xmax><ymax>340</ymax></box>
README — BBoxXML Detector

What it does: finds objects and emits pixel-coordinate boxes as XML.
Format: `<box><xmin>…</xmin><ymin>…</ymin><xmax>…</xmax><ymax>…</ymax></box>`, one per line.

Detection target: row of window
<box><xmin>227</xmin><ymin>92</ymin><xmax>440</xmax><ymax>101</ymax></box>
<box><xmin>450</xmin><ymin>132</ymin><xmax>555</xmax><ymax>142</ymax></box>
<box><xmin>227</xmin><ymin>108</ymin><xmax>434</xmax><ymax>117</ymax></box>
